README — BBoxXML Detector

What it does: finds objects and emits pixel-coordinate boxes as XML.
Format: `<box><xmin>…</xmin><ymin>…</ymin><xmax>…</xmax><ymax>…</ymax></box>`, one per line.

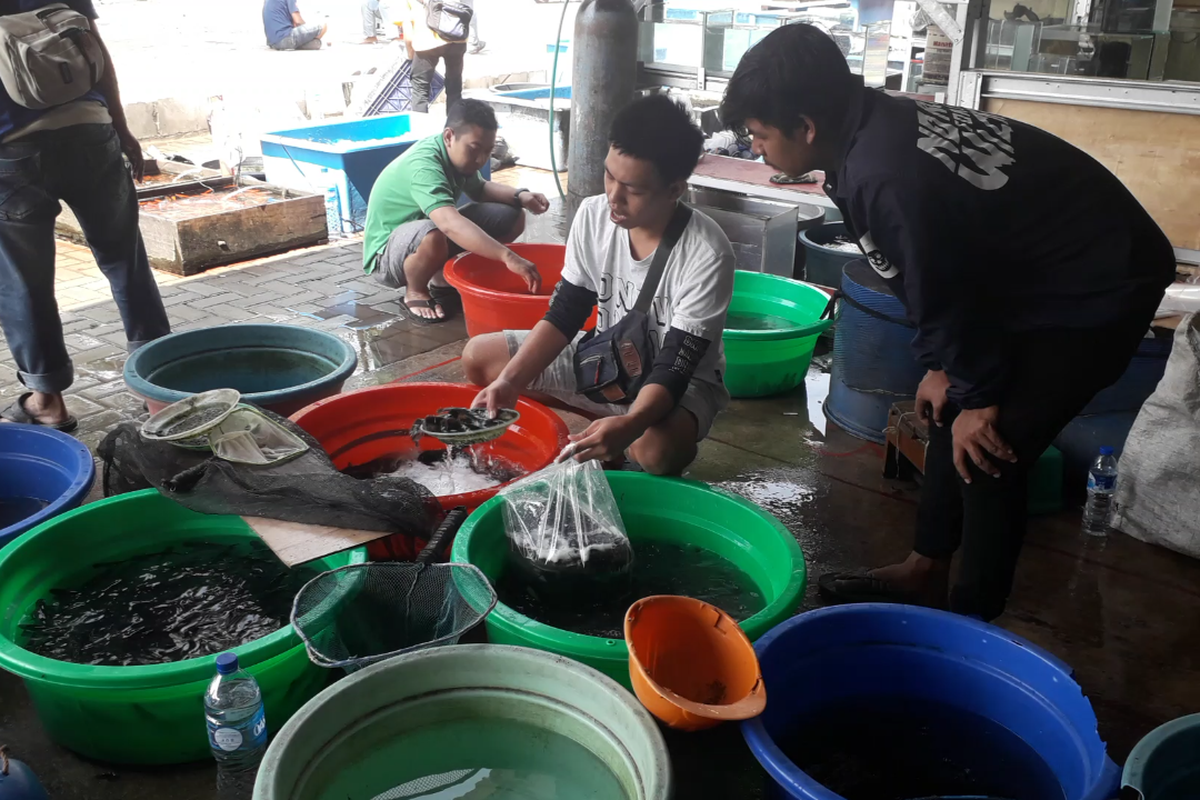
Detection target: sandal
<box><xmin>0</xmin><ymin>392</ymin><xmax>78</xmax><ymax>433</ymax></box>
<box><xmin>400</xmin><ymin>296</ymin><xmax>450</xmax><ymax>325</ymax></box>
<box><xmin>817</xmin><ymin>571</ymin><xmax>921</xmax><ymax>606</ymax></box>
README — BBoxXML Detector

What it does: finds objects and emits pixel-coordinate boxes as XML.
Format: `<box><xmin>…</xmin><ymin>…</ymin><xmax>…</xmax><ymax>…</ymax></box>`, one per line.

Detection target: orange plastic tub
<box><xmin>625</xmin><ymin>595</ymin><xmax>767</xmax><ymax>732</ymax></box>
<box><xmin>442</xmin><ymin>243</ymin><xmax>597</xmax><ymax>338</ymax></box>
<box><xmin>291</xmin><ymin>382</ymin><xmax>568</xmax><ymax>513</ymax></box>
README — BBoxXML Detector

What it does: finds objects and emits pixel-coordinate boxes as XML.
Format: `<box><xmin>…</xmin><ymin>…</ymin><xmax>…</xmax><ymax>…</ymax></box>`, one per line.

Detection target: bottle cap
<box><xmin>1099</xmin><ymin>446</ymin><xmax>1114</xmax><ymax>456</ymax></box>
<box><xmin>215</xmin><ymin>652</ymin><xmax>239</xmax><ymax>675</ymax></box>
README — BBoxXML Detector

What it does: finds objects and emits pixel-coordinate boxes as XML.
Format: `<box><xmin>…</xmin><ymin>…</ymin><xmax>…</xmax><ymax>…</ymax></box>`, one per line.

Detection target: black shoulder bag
<box><xmin>572</xmin><ymin>203</ymin><xmax>693</xmax><ymax>406</ymax></box>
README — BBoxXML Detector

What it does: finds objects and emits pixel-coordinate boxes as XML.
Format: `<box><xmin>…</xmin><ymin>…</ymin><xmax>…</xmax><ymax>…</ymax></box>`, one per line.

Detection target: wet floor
<box><xmin>3</xmin><ymin>318</ymin><xmax>1200</xmax><ymax>799</ymax></box>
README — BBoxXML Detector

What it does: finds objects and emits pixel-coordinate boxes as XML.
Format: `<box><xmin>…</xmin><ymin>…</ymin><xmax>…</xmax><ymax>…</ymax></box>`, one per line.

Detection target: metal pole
<box><xmin>567</xmin><ymin>0</ymin><xmax>640</xmax><ymax>223</ymax></box>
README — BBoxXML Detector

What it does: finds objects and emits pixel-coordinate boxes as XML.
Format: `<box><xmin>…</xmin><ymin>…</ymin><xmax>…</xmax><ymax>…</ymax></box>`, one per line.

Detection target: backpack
<box><xmin>421</xmin><ymin>0</ymin><xmax>472</xmax><ymax>43</ymax></box>
<box><xmin>0</xmin><ymin>3</ymin><xmax>105</xmax><ymax>110</ymax></box>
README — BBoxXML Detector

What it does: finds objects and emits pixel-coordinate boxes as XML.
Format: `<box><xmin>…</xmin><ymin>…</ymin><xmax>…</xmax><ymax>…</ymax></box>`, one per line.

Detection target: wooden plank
<box><xmin>243</xmin><ymin>515</ymin><xmax>393</xmax><ymax>568</ymax></box>
<box><xmin>694</xmin><ymin>154</ymin><xmax>829</xmax><ymax>198</ymax></box>
<box><xmin>983</xmin><ymin>98</ymin><xmax>1200</xmax><ymax>251</ymax></box>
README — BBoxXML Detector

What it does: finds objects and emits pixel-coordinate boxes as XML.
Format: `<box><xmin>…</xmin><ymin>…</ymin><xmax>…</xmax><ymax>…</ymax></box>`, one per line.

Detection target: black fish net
<box><xmin>97</xmin><ymin>407</ymin><xmax>439</xmax><ymax>550</ymax></box>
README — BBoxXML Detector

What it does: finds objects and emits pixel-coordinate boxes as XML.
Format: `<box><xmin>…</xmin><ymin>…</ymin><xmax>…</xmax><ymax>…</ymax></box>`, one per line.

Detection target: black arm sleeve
<box><xmin>644</xmin><ymin>327</ymin><xmax>713</xmax><ymax>403</ymax></box>
<box><xmin>543</xmin><ymin>278</ymin><xmax>598</xmax><ymax>339</ymax></box>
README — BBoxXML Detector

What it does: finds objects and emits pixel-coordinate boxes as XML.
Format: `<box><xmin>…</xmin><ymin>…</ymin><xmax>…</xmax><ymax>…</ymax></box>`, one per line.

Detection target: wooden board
<box><xmin>983</xmin><ymin>98</ymin><xmax>1200</xmax><ymax>251</ymax></box>
<box><xmin>243</xmin><ymin>516</ymin><xmax>393</xmax><ymax>568</ymax></box>
<box><xmin>694</xmin><ymin>154</ymin><xmax>829</xmax><ymax>199</ymax></box>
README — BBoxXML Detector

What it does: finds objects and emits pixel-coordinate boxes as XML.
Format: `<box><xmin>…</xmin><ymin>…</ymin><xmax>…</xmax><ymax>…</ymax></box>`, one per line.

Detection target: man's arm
<box><xmin>89</xmin><ymin>23</ymin><xmax>143</xmax><ymax>180</ymax></box>
<box><xmin>478</xmin><ymin>182</ymin><xmax>550</xmax><ymax>214</ymax></box>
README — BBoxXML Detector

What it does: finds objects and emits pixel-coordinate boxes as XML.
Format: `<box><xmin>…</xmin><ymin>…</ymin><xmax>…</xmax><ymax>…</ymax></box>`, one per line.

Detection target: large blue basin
<box><xmin>124</xmin><ymin>323</ymin><xmax>357</xmax><ymax>417</ymax></box>
<box><xmin>0</xmin><ymin>424</ymin><xmax>94</xmax><ymax>547</ymax></box>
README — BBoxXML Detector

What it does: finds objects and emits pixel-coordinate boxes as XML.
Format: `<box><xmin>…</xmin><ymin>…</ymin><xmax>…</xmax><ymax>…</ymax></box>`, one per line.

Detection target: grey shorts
<box><xmin>504</xmin><ymin>329</ymin><xmax>729</xmax><ymax>442</ymax></box>
<box><xmin>373</xmin><ymin>202</ymin><xmax>523</xmax><ymax>289</ymax></box>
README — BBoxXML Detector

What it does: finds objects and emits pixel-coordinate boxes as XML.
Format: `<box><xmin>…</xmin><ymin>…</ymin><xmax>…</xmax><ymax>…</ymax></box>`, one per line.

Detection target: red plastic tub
<box><xmin>290</xmin><ymin>382</ymin><xmax>569</xmax><ymax>514</ymax></box>
<box><xmin>442</xmin><ymin>243</ymin><xmax>597</xmax><ymax>338</ymax></box>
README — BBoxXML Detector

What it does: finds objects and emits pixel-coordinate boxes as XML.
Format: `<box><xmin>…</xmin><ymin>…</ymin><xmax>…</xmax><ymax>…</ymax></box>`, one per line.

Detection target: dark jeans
<box><xmin>914</xmin><ymin>307</ymin><xmax>1160</xmax><ymax>621</ymax></box>
<box><xmin>0</xmin><ymin>124</ymin><xmax>170</xmax><ymax>394</ymax></box>
<box><xmin>412</xmin><ymin>42</ymin><xmax>466</xmax><ymax>114</ymax></box>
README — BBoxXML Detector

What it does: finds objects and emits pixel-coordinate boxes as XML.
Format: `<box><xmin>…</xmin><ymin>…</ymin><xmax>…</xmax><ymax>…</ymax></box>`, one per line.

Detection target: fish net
<box><xmin>291</xmin><ymin>561</ymin><xmax>496</xmax><ymax>672</ymax></box>
<box><xmin>96</xmin><ymin>407</ymin><xmax>440</xmax><ymax>550</ymax></box>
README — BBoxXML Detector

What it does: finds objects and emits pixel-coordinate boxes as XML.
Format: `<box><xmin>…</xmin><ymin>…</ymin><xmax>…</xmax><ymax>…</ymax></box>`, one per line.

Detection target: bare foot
<box><xmin>869</xmin><ymin>552</ymin><xmax>951</xmax><ymax>606</ymax></box>
<box><xmin>362</xmin><ymin>36</ymin><xmax>378</xmax><ymax>44</ymax></box>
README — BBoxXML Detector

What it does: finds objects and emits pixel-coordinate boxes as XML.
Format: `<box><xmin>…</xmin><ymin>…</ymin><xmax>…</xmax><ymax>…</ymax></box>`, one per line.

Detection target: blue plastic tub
<box><xmin>1123</xmin><ymin>713</ymin><xmax>1200</xmax><ymax>799</ymax></box>
<box><xmin>825</xmin><ymin>260</ymin><xmax>924</xmax><ymax>443</ymax></box>
<box><xmin>494</xmin><ymin>85</ymin><xmax>572</xmax><ymax>100</ymax></box>
<box><xmin>124</xmin><ymin>323</ymin><xmax>357</xmax><ymax>418</ymax></box>
<box><xmin>742</xmin><ymin>604</ymin><xmax>1121</xmax><ymax>800</ymax></box>
<box><xmin>0</xmin><ymin>424</ymin><xmax>94</xmax><ymax>548</ymax></box>
<box><xmin>799</xmin><ymin>223</ymin><xmax>861</xmax><ymax>289</ymax></box>
<box><xmin>1081</xmin><ymin>333</ymin><xmax>1171</xmax><ymax>415</ymax></box>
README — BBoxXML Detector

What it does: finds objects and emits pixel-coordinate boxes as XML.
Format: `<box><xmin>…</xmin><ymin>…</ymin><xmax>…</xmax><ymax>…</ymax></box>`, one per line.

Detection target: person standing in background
<box><xmin>467</xmin><ymin>0</ymin><xmax>485</xmax><ymax>54</ymax></box>
<box><xmin>404</xmin><ymin>0</ymin><xmax>467</xmax><ymax>113</ymax></box>
<box><xmin>361</xmin><ymin>0</ymin><xmax>386</xmax><ymax>43</ymax></box>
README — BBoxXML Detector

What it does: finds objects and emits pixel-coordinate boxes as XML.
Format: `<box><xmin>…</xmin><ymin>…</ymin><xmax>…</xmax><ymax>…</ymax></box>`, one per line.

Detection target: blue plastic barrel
<box><xmin>742</xmin><ymin>604</ymin><xmax>1121</xmax><ymax>800</ymax></box>
<box><xmin>0</xmin><ymin>424</ymin><xmax>94</xmax><ymax>547</ymax></box>
<box><xmin>799</xmin><ymin>223</ymin><xmax>860</xmax><ymax>288</ymax></box>
<box><xmin>1122</xmin><ymin>713</ymin><xmax>1200</xmax><ymax>799</ymax></box>
<box><xmin>825</xmin><ymin>260</ymin><xmax>924</xmax><ymax>443</ymax></box>
<box><xmin>1082</xmin><ymin>333</ymin><xmax>1171</xmax><ymax>415</ymax></box>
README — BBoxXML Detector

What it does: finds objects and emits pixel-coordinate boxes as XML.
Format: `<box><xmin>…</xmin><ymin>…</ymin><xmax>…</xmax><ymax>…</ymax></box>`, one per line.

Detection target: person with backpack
<box><xmin>403</xmin><ymin>0</ymin><xmax>473</xmax><ymax>112</ymax></box>
<box><xmin>0</xmin><ymin>0</ymin><xmax>170</xmax><ymax>432</ymax></box>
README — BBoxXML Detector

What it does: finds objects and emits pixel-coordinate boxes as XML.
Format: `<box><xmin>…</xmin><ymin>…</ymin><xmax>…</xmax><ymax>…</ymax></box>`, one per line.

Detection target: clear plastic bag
<box><xmin>499</xmin><ymin>451</ymin><xmax>633</xmax><ymax>590</ymax></box>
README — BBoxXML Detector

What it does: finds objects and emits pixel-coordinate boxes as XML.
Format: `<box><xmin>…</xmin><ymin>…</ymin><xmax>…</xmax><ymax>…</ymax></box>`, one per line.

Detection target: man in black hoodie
<box><xmin>722</xmin><ymin>24</ymin><xmax>1175</xmax><ymax>621</ymax></box>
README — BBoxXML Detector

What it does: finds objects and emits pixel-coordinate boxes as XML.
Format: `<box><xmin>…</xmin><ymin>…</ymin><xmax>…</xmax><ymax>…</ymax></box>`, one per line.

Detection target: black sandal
<box><xmin>401</xmin><ymin>296</ymin><xmax>450</xmax><ymax>325</ymax></box>
<box><xmin>817</xmin><ymin>571</ymin><xmax>920</xmax><ymax>605</ymax></box>
<box><xmin>0</xmin><ymin>392</ymin><xmax>78</xmax><ymax>433</ymax></box>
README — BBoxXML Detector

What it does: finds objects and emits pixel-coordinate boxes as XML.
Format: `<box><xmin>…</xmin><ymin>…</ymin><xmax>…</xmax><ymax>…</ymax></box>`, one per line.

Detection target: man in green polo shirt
<box><xmin>363</xmin><ymin>99</ymin><xmax>550</xmax><ymax>322</ymax></box>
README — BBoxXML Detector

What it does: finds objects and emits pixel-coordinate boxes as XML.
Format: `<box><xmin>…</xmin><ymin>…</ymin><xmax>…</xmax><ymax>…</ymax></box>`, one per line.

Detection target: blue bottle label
<box><xmin>208</xmin><ymin>707</ymin><xmax>267</xmax><ymax>753</ymax></box>
<box><xmin>1088</xmin><ymin>473</ymin><xmax>1116</xmax><ymax>492</ymax></box>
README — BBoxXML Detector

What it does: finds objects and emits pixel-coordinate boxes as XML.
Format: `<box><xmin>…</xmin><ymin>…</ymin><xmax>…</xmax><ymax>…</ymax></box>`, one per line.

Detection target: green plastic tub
<box><xmin>254</xmin><ymin>644</ymin><xmax>672</xmax><ymax>800</ymax></box>
<box><xmin>451</xmin><ymin>472</ymin><xmax>807</xmax><ymax>687</ymax></box>
<box><xmin>0</xmin><ymin>489</ymin><xmax>366</xmax><ymax>765</ymax></box>
<box><xmin>722</xmin><ymin>271</ymin><xmax>834</xmax><ymax>398</ymax></box>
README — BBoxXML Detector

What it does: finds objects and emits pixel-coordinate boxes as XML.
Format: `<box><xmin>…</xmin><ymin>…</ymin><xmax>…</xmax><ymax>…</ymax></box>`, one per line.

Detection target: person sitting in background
<box><xmin>263</xmin><ymin>0</ymin><xmax>327</xmax><ymax>51</ymax></box>
<box><xmin>362</xmin><ymin>99</ymin><xmax>550</xmax><ymax>322</ymax></box>
<box><xmin>463</xmin><ymin>95</ymin><xmax>736</xmax><ymax>476</ymax></box>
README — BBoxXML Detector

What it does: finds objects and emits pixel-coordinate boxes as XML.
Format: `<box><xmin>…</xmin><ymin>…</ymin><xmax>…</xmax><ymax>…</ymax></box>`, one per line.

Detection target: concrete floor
<box><xmin>2</xmin><ymin>193</ymin><xmax>1199</xmax><ymax>796</ymax></box>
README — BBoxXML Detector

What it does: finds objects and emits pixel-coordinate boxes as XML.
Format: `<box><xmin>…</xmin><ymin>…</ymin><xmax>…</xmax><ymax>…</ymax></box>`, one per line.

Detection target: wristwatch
<box><xmin>513</xmin><ymin>188</ymin><xmax>530</xmax><ymax>208</ymax></box>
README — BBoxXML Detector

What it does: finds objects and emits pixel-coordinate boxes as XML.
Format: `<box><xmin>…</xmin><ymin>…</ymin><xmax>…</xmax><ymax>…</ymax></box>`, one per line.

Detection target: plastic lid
<box><xmin>1099</xmin><ymin>446</ymin><xmax>1115</xmax><ymax>456</ymax></box>
<box><xmin>215</xmin><ymin>652</ymin><xmax>239</xmax><ymax>675</ymax></box>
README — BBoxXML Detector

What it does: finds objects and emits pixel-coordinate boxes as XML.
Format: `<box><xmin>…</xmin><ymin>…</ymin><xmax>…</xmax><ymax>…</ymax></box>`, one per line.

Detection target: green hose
<box><xmin>548</xmin><ymin>0</ymin><xmax>570</xmax><ymax>199</ymax></box>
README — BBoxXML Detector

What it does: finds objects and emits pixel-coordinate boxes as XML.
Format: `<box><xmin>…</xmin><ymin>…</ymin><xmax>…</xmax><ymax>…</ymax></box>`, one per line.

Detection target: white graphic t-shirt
<box><xmin>561</xmin><ymin>195</ymin><xmax>736</xmax><ymax>389</ymax></box>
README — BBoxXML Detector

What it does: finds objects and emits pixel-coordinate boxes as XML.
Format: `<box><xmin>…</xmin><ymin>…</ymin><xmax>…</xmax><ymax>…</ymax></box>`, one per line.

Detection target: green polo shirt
<box><xmin>362</xmin><ymin>133</ymin><xmax>486</xmax><ymax>273</ymax></box>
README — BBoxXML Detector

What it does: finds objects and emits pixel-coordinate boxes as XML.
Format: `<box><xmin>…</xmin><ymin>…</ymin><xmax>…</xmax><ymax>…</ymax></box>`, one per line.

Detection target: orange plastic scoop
<box><xmin>624</xmin><ymin>595</ymin><xmax>767</xmax><ymax>731</ymax></box>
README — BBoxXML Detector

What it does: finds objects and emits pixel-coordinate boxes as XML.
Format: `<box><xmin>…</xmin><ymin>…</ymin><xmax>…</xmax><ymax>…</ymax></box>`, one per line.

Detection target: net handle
<box><xmin>417</xmin><ymin>506</ymin><xmax>468</xmax><ymax>564</ymax></box>
<box><xmin>1</xmin><ymin>745</ymin><xmax>9</xmax><ymax>776</ymax></box>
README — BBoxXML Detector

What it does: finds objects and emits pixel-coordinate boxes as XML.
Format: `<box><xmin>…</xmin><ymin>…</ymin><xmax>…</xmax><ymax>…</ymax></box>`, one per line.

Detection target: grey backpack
<box><xmin>0</xmin><ymin>3</ymin><xmax>105</xmax><ymax>110</ymax></box>
<box><xmin>421</xmin><ymin>0</ymin><xmax>472</xmax><ymax>43</ymax></box>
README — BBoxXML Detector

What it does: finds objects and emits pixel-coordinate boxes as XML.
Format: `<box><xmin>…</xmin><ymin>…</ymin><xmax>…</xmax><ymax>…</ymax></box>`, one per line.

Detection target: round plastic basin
<box><xmin>1123</xmin><ymin>713</ymin><xmax>1200</xmax><ymax>799</ymax></box>
<box><xmin>741</xmin><ymin>604</ymin><xmax>1121</xmax><ymax>800</ymax></box>
<box><xmin>124</xmin><ymin>324</ymin><xmax>358</xmax><ymax>417</ymax></box>
<box><xmin>451</xmin><ymin>472</ymin><xmax>807</xmax><ymax>688</ymax></box>
<box><xmin>0</xmin><ymin>424</ymin><xmax>94</xmax><ymax>548</ymax></box>
<box><xmin>443</xmin><ymin>243</ymin><xmax>598</xmax><ymax>338</ymax></box>
<box><xmin>290</xmin><ymin>382</ymin><xmax>569</xmax><ymax>514</ymax></box>
<box><xmin>0</xmin><ymin>489</ymin><xmax>366</xmax><ymax>765</ymax></box>
<box><xmin>723</xmin><ymin>272</ymin><xmax>833</xmax><ymax>398</ymax></box>
<box><xmin>254</xmin><ymin>644</ymin><xmax>672</xmax><ymax>800</ymax></box>
<box><xmin>798</xmin><ymin>223</ymin><xmax>860</xmax><ymax>288</ymax></box>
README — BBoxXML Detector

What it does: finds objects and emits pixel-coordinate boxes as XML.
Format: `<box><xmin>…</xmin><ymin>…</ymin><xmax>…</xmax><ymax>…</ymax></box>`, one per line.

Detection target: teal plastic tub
<box><xmin>0</xmin><ymin>490</ymin><xmax>366</xmax><ymax>765</ymax></box>
<box><xmin>723</xmin><ymin>271</ymin><xmax>834</xmax><ymax>398</ymax></box>
<box><xmin>451</xmin><ymin>472</ymin><xmax>807</xmax><ymax>687</ymax></box>
<box><xmin>254</xmin><ymin>644</ymin><xmax>672</xmax><ymax>800</ymax></box>
<box><xmin>1122</xmin><ymin>713</ymin><xmax>1200</xmax><ymax>799</ymax></box>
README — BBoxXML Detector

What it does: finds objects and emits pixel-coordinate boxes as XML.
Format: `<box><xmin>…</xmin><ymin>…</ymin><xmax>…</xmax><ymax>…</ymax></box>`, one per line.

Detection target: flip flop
<box><xmin>817</xmin><ymin>571</ymin><xmax>920</xmax><ymax>605</ymax></box>
<box><xmin>400</xmin><ymin>296</ymin><xmax>450</xmax><ymax>325</ymax></box>
<box><xmin>0</xmin><ymin>392</ymin><xmax>78</xmax><ymax>433</ymax></box>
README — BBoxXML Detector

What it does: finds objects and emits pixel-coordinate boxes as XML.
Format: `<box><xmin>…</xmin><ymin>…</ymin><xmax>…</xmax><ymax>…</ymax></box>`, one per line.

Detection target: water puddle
<box><xmin>20</xmin><ymin>539</ymin><xmax>318</xmax><ymax>666</ymax></box>
<box><xmin>781</xmin><ymin>696</ymin><xmax>1065</xmax><ymax>800</ymax></box>
<box><xmin>497</xmin><ymin>540</ymin><xmax>765</xmax><ymax>639</ymax></box>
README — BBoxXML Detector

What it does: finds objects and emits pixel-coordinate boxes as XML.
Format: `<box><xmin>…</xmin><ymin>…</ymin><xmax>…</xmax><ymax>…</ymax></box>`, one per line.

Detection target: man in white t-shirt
<box><xmin>463</xmin><ymin>94</ymin><xmax>736</xmax><ymax>476</ymax></box>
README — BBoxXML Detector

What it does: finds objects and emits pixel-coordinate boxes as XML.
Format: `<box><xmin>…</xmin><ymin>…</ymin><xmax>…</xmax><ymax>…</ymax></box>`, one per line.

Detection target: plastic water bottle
<box><xmin>205</xmin><ymin>652</ymin><xmax>267</xmax><ymax>799</ymax></box>
<box><xmin>1082</xmin><ymin>446</ymin><xmax>1119</xmax><ymax>537</ymax></box>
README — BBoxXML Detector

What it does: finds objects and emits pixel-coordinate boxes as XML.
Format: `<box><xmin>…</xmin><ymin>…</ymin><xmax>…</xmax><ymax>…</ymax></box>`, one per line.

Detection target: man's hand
<box><xmin>519</xmin><ymin>191</ymin><xmax>550</xmax><ymax>215</ymax></box>
<box><xmin>915</xmin><ymin>369</ymin><xmax>950</xmax><ymax>427</ymax></box>
<box><xmin>567</xmin><ymin>416</ymin><xmax>642</xmax><ymax>465</ymax></box>
<box><xmin>471</xmin><ymin>378</ymin><xmax>521</xmax><ymax>419</ymax></box>
<box><xmin>118</xmin><ymin>128</ymin><xmax>145</xmax><ymax>182</ymax></box>
<box><xmin>503</xmin><ymin>251</ymin><xmax>542</xmax><ymax>294</ymax></box>
<box><xmin>952</xmin><ymin>406</ymin><xmax>1017</xmax><ymax>483</ymax></box>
